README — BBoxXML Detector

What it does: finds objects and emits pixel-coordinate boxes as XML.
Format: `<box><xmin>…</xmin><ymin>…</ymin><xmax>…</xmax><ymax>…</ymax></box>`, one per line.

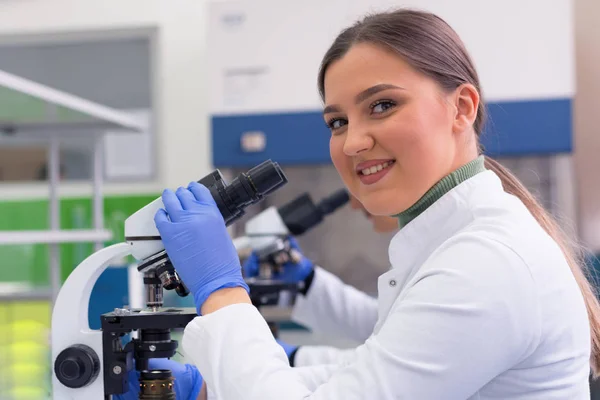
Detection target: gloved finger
<box><xmin>176</xmin><ymin>187</ymin><xmax>198</xmax><ymax>211</ymax></box>
<box><xmin>161</xmin><ymin>189</ymin><xmax>183</xmax><ymax>216</ymax></box>
<box><xmin>188</xmin><ymin>182</ymin><xmax>217</xmax><ymax>207</ymax></box>
<box><xmin>154</xmin><ymin>208</ymin><xmax>170</xmax><ymax>228</ymax></box>
<box><xmin>275</xmin><ymin>338</ymin><xmax>298</xmax><ymax>358</ymax></box>
<box><xmin>287</xmin><ymin>236</ymin><xmax>302</xmax><ymax>251</ymax></box>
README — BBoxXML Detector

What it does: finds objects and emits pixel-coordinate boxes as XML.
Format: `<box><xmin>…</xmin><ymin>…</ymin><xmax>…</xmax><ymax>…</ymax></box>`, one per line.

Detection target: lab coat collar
<box><xmin>387</xmin><ymin>170</ymin><xmax>503</xmax><ymax>286</ymax></box>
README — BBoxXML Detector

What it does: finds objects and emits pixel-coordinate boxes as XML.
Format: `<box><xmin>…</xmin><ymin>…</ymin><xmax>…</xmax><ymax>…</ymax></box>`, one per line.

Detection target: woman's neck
<box><xmin>395</xmin><ymin>156</ymin><xmax>486</xmax><ymax>229</ymax></box>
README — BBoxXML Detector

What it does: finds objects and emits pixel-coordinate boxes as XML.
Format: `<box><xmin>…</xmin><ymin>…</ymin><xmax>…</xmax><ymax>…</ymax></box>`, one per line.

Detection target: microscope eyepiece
<box><xmin>317</xmin><ymin>188</ymin><xmax>350</xmax><ymax>215</ymax></box>
<box><xmin>278</xmin><ymin>188</ymin><xmax>350</xmax><ymax>236</ymax></box>
<box><xmin>200</xmin><ymin>159</ymin><xmax>288</xmax><ymax>226</ymax></box>
<box><xmin>245</xmin><ymin>160</ymin><xmax>287</xmax><ymax>195</ymax></box>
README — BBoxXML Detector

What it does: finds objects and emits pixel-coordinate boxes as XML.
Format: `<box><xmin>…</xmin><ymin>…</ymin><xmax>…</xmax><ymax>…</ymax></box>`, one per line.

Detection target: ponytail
<box><xmin>484</xmin><ymin>157</ymin><xmax>600</xmax><ymax>376</ymax></box>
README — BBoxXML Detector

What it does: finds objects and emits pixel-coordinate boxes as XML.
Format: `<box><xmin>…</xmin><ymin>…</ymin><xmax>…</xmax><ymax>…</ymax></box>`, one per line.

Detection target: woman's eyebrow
<box><xmin>323</xmin><ymin>83</ymin><xmax>405</xmax><ymax>115</ymax></box>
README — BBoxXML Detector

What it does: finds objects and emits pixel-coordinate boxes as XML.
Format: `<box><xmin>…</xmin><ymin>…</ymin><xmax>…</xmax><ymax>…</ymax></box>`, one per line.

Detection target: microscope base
<box><xmin>101</xmin><ymin>307</ymin><xmax>198</xmax><ymax>395</ymax></box>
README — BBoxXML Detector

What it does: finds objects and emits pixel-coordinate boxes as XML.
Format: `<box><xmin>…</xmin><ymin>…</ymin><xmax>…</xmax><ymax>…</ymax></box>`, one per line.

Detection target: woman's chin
<box><xmin>356</xmin><ymin>187</ymin><xmax>415</xmax><ymax>217</ymax></box>
<box><xmin>362</xmin><ymin>201</ymin><xmax>400</xmax><ymax>218</ymax></box>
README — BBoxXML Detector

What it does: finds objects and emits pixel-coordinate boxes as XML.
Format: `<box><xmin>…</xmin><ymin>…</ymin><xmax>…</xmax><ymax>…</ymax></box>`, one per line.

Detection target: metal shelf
<box><xmin>0</xmin><ymin>68</ymin><xmax>145</xmax><ymax>304</ymax></box>
<box><xmin>0</xmin><ymin>286</ymin><xmax>52</xmax><ymax>301</ymax></box>
<box><xmin>0</xmin><ymin>229</ymin><xmax>113</xmax><ymax>245</ymax></box>
<box><xmin>0</xmin><ymin>69</ymin><xmax>146</xmax><ymax>132</ymax></box>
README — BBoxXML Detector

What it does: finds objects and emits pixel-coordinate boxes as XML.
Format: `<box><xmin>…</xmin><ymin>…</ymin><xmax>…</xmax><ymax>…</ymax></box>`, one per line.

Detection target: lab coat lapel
<box><xmin>375</xmin><ymin>171</ymin><xmax>502</xmax><ymax>331</ymax></box>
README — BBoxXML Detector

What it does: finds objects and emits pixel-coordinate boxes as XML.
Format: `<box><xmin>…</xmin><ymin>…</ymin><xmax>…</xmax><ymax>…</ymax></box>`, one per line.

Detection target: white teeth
<box><xmin>360</xmin><ymin>161</ymin><xmax>393</xmax><ymax>176</ymax></box>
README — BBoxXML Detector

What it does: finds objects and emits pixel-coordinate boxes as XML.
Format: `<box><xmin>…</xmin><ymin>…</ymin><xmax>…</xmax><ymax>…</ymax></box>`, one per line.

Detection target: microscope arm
<box><xmin>52</xmin><ymin>242</ymin><xmax>132</xmax><ymax>400</ymax></box>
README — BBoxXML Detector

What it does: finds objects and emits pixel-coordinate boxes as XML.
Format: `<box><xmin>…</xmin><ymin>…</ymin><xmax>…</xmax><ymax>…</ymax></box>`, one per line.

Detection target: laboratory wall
<box><xmin>208</xmin><ymin>0</ymin><xmax>574</xmax><ymax>161</ymax></box>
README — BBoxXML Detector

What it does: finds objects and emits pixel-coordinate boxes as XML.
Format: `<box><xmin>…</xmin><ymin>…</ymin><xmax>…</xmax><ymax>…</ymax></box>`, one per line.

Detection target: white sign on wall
<box><xmin>103</xmin><ymin>108</ymin><xmax>154</xmax><ymax>180</ymax></box>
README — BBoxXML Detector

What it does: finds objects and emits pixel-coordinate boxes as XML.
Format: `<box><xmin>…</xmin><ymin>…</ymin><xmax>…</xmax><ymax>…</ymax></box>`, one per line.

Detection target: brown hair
<box><xmin>318</xmin><ymin>8</ymin><xmax>600</xmax><ymax>375</ymax></box>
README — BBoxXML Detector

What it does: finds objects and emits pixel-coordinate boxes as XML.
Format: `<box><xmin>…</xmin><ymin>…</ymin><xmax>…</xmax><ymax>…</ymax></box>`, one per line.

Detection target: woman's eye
<box><xmin>327</xmin><ymin>118</ymin><xmax>347</xmax><ymax>130</ymax></box>
<box><xmin>371</xmin><ymin>100</ymin><xmax>396</xmax><ymax>114</ymax></box>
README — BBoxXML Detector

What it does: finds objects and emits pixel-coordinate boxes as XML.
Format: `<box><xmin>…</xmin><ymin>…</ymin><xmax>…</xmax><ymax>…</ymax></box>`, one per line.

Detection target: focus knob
<box><xmin>54</xmin><ymin>344</ymin><xmax>100</xmax><ymax>388</ymax></box>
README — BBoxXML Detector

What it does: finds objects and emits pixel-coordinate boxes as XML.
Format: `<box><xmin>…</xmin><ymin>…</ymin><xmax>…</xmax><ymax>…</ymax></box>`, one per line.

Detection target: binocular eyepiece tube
<box><xmin>200</xmin><ymin>159</ymin><xmax>288</xmax><ymax>226</ymax></box>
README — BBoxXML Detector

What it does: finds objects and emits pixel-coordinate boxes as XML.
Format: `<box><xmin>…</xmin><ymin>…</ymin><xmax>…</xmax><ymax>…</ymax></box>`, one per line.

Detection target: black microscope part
<box><xmin>135</xmin><ymin>329</ymin><xmax>179</xmax><ymax>367</ymax></box>
<box><xmin>248</xmin><ymin>189</ymin><xmax>349</xmax><ymax>306</ymax></box>
<box><xmin>317</xmin><ymin>188</ymin><xmax>350</xmax><ymax>215</ymax></box>
<box><xmin>139</xmin><ymin>369</ymin><xmax>176</xmax><ymax>400</ymax></box>
<box><xmin>245</xmin><ymin>160</ymin><xmax>288</xmax><ymax>195</ymax></box>
<box><xmin>54</xmin><ymin>344</ymin><xmax>100</xmax><ymax>389</ymax></box>
<box><xmin>278</xmin><ymin>188</ymin><xmax>350</xmax><ymax>236</ymax></box>
<box><xmin>141</xmin><ymin>369</ymin><xmax>173</xmax><ymax>381</ymax></box>
<box><xmin>100</xmin><ymin>308</ymin><xmax>198</xmax><ymax>395</ymax></box>
<box><xmin>199</xmin><ymin>159</ymin><xmax>288</xmax><ymax>226</ymax></box>
<box><xmin>156</xmin><ymin>260</ymin><xmax>189</xmax><ymax>297</ymax></box>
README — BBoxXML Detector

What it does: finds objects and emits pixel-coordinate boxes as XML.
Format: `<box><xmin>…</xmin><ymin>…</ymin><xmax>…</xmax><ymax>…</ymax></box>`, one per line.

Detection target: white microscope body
<box><xmin>51</xmin><ymin>160</ymin><xmax>287</xmax><ymax>399</ymax></box>
<box><xmin>51</xmin><ymin>195</ymin><xmax>169</xmax><ymax>399</ymax></box>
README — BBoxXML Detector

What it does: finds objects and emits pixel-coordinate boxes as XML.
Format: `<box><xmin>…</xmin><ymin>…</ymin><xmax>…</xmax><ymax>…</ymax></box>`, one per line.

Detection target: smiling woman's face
<box><xmin>323</xmin><ymin>43</ymin><xmax>468</xmax><ymax>217</ymax></box>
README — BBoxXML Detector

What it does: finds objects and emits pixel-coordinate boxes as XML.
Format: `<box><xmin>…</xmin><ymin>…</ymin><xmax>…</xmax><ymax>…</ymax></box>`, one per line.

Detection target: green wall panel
<box><xmin>0</xmin><ymin>194</ymin><xmax>158</xmax><ymax>285</ymax></box>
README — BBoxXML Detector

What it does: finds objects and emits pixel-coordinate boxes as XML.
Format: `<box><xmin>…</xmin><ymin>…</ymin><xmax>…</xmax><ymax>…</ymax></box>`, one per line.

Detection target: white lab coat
<box><xmin>290</xmin><ymin>267</ymin><xmax>378</xmax><ymax>366</ymax></box>
<box><xmin>183</xmin><ymin>170</ymin><xmax>591</xmax><ymax>399</ymax></box>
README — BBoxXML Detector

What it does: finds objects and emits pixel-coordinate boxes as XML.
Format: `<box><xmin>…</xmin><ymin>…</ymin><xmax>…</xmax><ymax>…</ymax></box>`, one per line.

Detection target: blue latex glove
<box><xmin>243</xmin><ymin>237</ymin><xmax>314</xmax><ymax>283</ymax></box>
<box><xmin>154</xmin><ymin>182</ymin><xmax>249</xmax><ymax>313</ymax></box>
<box><xmin>276</xmin><ymin>338</ymin><xmax>299</xmax><ymax>359</ymax></box>
<box><xmin>115</xmin><ymin>358</ymin><xmax>203</xmax><ymax>400</ymax></box>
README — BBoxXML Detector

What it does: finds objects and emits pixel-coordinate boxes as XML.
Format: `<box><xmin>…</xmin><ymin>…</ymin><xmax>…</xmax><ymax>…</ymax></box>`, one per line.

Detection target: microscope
<box><xmin>51</xmin><ymin>160</ymin><xmax>287</xmax><ymax>399</ymax></box>
<box><xmin>233</xmin><ymin>189</ymin><xmax>349</xmax><ymax>336</ymax></box>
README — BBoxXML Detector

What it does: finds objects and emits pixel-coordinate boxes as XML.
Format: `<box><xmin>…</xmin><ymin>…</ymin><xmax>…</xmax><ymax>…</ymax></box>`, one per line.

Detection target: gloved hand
<box><xmin>154</xmin><ymin>182</ymin><xmax>249</xmax><ymax>314</ymax></box>
<box><xmin>115</xmin><ymin>358</ymin><xmax>203</xmax><ymax>400</ymax></box>
<box><xmin>243</xmin><ymin>237</ymin><xmax>314</xmax><ymax>283</ymax></box>
<box><xmin>276</xmin><ymin>338</ymin><xmax>299</xmax><ymax>360</ymax></box>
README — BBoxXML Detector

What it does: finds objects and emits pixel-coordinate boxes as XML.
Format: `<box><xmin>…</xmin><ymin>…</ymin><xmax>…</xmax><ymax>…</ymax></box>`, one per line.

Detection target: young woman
<box><xmin>154</xmin><ymin>9</ymin><xmax>600</xmax><ymax>399</ymax></box>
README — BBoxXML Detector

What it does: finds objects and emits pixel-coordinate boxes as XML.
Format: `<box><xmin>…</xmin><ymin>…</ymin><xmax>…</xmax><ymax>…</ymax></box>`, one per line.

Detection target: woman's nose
<box><xmin>343</xmin><ymin>126</ymin><xmax>374</xmax><ymax>156</ymax></box>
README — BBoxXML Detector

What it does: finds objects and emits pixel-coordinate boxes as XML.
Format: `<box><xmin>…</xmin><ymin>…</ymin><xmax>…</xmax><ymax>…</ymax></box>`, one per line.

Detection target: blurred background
<box><xmin>0</xmin><ymin>0</ymin><xmax>598</xmax><ymax>398</ymax></box>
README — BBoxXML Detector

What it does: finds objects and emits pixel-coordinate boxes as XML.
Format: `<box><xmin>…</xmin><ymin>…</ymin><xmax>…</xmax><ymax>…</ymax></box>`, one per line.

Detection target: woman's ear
<box><xmin>452</xmin><ymin>83</ymin><xmax>479</xmax><ymax>134</ymax></box>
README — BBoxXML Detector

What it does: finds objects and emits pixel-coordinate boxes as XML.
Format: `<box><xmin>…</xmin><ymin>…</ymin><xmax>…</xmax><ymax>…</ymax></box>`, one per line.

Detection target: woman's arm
<box><xmin>155</xmin><ymin>184</ymin><xmax>538</xmax><ymax>399</ymax></box>
<box><xmin>184</xmin><ymin>234</ymin><xmax>539</xmax><ymax>400</ymax></box>
<box><xmin>293</xmin><ymin>345</ymin><xmax>358</xmax><ymax>367</ymax></box>
<box><xmin>291</xmin><ymin>267</ymin><xmax>378</xmax><ymax>343</ymax></box>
